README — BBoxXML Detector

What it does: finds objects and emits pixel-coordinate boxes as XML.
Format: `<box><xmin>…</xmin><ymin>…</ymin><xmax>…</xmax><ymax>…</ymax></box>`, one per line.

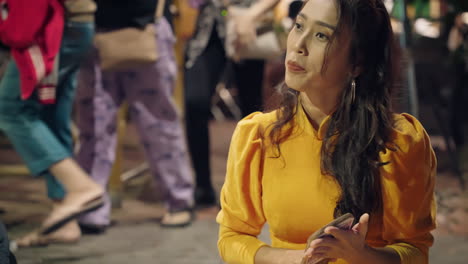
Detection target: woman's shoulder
<box><xmin>237</xmin><ymin>110</ymin><xmax>279</xmax><ymax>130</ymax></box>
<box><xmin>231</xmin><ymin>111</ymin><xmax>279</xmax><ymax>144</ymax></box>
<box><xmin>389</xmin><ymin>113</ymin><xmax>429</xmax><ymax>149</ymax></box>
<box><xmin>382</xmin><ymin>113</ymin><xmax>436</xmax><ymax>181</ymax></box>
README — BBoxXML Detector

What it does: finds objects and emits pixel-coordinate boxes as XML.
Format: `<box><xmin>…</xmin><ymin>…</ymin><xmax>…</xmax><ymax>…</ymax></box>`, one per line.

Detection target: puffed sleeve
<box><xmin>379</xmin><ymin>114</ymin><xmax>437</xmax><ymax>264</ymax></box>
<box><xmin>216</xmin><ymin>112</ymin><xmax>269</xmax><ymax>264</ymax></box>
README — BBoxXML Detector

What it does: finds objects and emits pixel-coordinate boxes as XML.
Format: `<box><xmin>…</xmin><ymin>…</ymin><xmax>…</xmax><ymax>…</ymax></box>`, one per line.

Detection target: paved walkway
<box><xmin>1</xmin><ymin>121</ymin><xmax>468</xmax><ymax>264</ymax></box>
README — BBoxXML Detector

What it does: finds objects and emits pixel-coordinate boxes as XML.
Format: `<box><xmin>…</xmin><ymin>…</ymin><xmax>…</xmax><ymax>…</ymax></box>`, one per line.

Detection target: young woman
<box><xmin>216</xmin><ymin>0</ymin><xmax>436</xmax><ymax>263</ymax></box>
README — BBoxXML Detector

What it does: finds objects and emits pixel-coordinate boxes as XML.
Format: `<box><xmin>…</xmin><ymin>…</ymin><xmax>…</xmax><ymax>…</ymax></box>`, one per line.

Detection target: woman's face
<box><xmin>285</xmin><ymin>0</ymin><xmax>353</xmax><ymax>95</ymax></box>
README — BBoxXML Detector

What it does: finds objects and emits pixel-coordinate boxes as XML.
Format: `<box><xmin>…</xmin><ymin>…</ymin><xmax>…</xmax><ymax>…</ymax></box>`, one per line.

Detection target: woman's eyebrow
<box><xmin>297</xmin><ymin>13</ymin><xmax>336</xmax><ymax>31</ymax></box>
<box><xmin>316</xmin><ymin>21</ymin><xmax>336</xmax><ymax>31</ymax></box>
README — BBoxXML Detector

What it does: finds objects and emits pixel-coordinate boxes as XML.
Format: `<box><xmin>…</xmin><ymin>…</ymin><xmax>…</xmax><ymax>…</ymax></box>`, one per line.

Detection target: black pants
<box><xmin>184</xmin><ymin>29</ymin><xmax>264</xmax><ymax>194</ymax></box>
<box><xmin>0</xmin><ymin>221</ymin><xmax>16</xmax><ymax>264</ymax></box>
<box><xmin>451</xmin><ymin>62</ymin><xmax>468</xmax><ymax>146</ymax></box>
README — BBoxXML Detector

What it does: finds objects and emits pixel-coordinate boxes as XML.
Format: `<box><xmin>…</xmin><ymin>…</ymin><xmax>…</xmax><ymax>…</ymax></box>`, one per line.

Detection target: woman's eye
<box><xmin>294</xmin><ymin>23</ymin><xmax>303</xmax><ymax>31</ymax></box>
<box><xmin>315</xmin><ymin>32</ymin><xmax>329</xmax><ymax>41</ymax></box>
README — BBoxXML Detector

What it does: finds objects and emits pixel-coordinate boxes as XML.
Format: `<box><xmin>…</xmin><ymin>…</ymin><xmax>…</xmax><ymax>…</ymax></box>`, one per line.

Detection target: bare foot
<box><xmin>15</xmin><ymin>220</ymin><xmax>81</xmax><ymax>248</ymax></box>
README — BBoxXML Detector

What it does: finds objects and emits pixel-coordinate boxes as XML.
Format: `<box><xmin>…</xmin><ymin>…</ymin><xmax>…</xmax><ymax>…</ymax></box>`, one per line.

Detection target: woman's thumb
<box><xmin>352</xmin><ymin>213</ymin><xmax>370</xmax><ymax>238</ymax></box>
<box><xmin>356</xmin><ymin>213</ymin><xmax>370</xmax><ymax>238</ymax></box>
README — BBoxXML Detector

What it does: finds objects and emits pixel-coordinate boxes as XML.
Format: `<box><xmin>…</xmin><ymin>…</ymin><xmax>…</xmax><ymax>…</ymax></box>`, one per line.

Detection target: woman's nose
<box><xmin>295</xmin><ymin>35</ymin><xmax>308</xmax><ymax>56</ymax></box>
<box><xmin>295</xmin><ymin>45</ymin><xmax>308</xmax><ymax>56</ymax></box>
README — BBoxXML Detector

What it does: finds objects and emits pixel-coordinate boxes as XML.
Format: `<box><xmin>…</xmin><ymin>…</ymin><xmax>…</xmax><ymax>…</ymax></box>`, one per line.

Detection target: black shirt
<box><xmin>95</xmin><ymin>0</ymin><xmax>172</xmax><ymax>30</ymax></box>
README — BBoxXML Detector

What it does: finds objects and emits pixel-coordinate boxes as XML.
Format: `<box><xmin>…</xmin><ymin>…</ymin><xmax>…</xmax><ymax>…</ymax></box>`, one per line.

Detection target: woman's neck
<box><xmin>300</xmin><ymin>92</ymin><xmax>337</xmax><ymax>130</ymax></box>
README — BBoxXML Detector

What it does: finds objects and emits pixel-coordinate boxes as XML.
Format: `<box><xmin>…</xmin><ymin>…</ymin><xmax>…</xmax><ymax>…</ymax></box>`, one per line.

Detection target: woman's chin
<box><xmin>284</xmin><ymin>79</ymin><xmax>304</xmax><ymax>92</ymax></box>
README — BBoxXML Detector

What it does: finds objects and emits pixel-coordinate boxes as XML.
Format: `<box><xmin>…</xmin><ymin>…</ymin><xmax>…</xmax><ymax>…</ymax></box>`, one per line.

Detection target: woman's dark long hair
<box><xmin>268</xmin><ymin>0</ymin><xmax>400</xmax><ymax>218</ymax></box>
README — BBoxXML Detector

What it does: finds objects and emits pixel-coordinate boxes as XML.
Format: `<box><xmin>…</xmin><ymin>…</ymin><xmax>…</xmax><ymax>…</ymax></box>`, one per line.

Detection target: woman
<box><xmin>217</xmin><ymin>0</ymin><xmax>436</xmax><ymax>263</ymax></box>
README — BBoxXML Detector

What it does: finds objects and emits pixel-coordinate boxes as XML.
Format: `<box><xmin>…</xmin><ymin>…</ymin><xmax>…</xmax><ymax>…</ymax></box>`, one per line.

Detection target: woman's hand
<box><xmin>304</xmin><ymin>214</ymin><xmax>371</xmax><ymax>264</ymax></box>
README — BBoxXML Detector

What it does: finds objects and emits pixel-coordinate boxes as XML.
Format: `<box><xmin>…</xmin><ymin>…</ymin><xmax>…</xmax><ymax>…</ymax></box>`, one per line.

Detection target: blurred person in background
<box><xmin>0</xmin><ymin>0</ymin><xmax>103</xmax><ymax>247</ymax></box>
<box><xmin>447</xmin><ymin>5</ymin><xmax>468</xmax><ymax>146</ymax></box>
<box><xmin>75</xmin><ymin>0</ymin><xmax>194</xmax><ymax>232</ymax></box>
<box><xmin>184</xmin><ymin>0</ymin><xmax>282</xmax><ymax>208</ymax></box>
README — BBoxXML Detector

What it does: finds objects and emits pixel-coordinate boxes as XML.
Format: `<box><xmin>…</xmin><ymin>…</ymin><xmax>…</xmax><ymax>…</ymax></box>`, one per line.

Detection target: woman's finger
<box><xmin>308</xmin><ymin>236</ymin><xmax>337</xmax><ymax>249</ymax></box>
<box><xmin>324</xmin><ymin>226</ymin><xmax>352</xmax><ymax>242</ymax></box>
<box><xmin>313</xmin><ymin>246</ymin><xmax>331</xmax><ymax>254</ymax></box>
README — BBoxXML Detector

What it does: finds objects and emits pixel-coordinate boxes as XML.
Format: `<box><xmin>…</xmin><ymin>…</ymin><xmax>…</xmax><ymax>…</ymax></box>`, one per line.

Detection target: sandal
<box><xmin>12</xmin><ymin>233</ymin><xmax>49</xmax><ymax>248</ymax></box>
<box><xmin>14</xmin><ymin>233</ymin><xmax>79</xmax><ymax>248</ymax></box>
<box><xmin>160</xmin><ymin>209</ymin><xmax>193</xmax><ymax>228</ymax></box>
<box><xmin>40</xmin><ymin>195</ymin><xmax>104</xmax><ymax>235</ymax></box>
<box><xmin>14</xmin><ymin>224</ymin><xmax>80</xmax><ymax>248</ymax></box>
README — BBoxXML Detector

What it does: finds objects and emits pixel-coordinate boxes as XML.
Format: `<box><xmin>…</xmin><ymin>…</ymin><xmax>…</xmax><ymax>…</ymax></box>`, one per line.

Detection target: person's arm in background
<box><xmin>0</xmin><ymin>0</ymin><xmax>50</xmax><ymax>48</ymax></box>
<box><xmin>230</xmin><ymin>0</ymin><xmax>281</xmax><ymax>48</ymax></box>
<box><xmin>448</xmin><ymin>14</ymin><xmax>467</xmax><ymax>52</ymax></box>
<box><xmin>244</xmin><ymin>0</ymin><xmax>280</xmax><ymax>22</ymax></box>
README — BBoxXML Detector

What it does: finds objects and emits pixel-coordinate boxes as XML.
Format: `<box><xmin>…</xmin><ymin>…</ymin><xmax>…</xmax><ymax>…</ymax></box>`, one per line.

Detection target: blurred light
<box><xmin>414</xmin><ymin>18</ymin><xmax>440</xmax><ymax>38</ymax></box>
<box><xmin>391</xmin><ymin>18</ymin><xmax>403</xmax><ymax>34</ymax></box>
<box><xmin>384</xmin><ymin>0</ymin><xmax>394</xmax><ymax>13</ymax></box>
<box><xmin>462</xmin><ymin>12</ymin><xmax>468</xmax><ymax>25</ymax></box>
<box><xmin>281</xmin><ymin>17</ymin><xmax>293</xmax><ymax>32</ymax></box>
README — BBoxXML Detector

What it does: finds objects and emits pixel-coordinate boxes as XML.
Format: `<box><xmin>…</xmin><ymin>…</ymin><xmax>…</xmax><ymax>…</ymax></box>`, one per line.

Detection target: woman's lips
<box><xmin>287</xmin><ymin>61</ymin><xmax>306</xmax><ymax>72</ymax></box>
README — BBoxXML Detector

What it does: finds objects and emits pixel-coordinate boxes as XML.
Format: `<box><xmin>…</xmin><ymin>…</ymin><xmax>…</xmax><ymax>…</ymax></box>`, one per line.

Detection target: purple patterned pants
<box><xmin>75</xmin><ymin>19</ymin><xmax>194</xmax><ymax>226</ymax></box>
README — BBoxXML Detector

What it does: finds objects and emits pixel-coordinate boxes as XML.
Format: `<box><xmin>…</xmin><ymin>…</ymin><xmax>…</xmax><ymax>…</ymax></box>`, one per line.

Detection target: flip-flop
<box><xmin>160</xmin><ymin>210</ymin><xmax>194</xmax><ymax>228</ymax></box>
<box><xmin>40</xmin><ymin>195</ymin><xmax>104</xmax><ymax>235</ymax></box>
<box><xmin>12</xmin><ymin>233</ymin><xmax>48</xmax><ymax>248</ymax></box>
<box><xmin>13</xmin><ymin>230</ymin><xmax>80</xmax><ymax>249</ymax></box>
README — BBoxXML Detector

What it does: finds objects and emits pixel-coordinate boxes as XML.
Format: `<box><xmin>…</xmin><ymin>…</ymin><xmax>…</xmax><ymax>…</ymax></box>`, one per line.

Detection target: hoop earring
<box><xmin>350</xmin><ymin>79</ymin><xmax>356</xmax><ymax>104</ymax></box>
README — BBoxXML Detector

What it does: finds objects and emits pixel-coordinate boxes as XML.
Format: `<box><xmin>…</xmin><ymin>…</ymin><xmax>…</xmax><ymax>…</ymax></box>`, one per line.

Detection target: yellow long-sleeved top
<box><xmin>216</xmin><ymin>104</ymin><xmax>437</xmax><ymax>264</ymax></box>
